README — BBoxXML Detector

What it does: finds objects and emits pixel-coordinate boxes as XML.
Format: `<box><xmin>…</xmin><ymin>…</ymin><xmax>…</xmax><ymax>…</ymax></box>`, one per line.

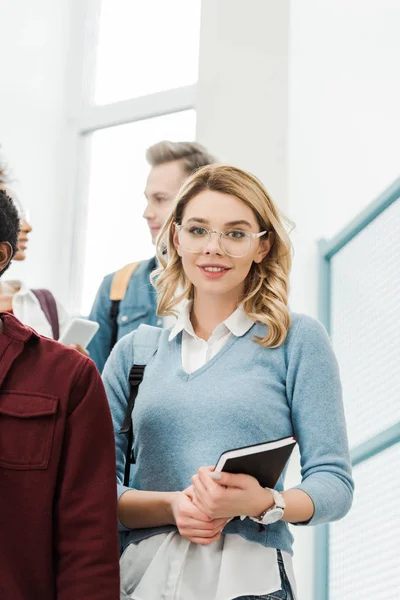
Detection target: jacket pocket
<box><xmin>0</xmin><ymin>392</ymin><xmax>58</xmax><ymax>470</ymax></box>
<box><xmin>117</xmin><ymin>306</ymin><xmax>151</xmax><ymax>332</ymax></box>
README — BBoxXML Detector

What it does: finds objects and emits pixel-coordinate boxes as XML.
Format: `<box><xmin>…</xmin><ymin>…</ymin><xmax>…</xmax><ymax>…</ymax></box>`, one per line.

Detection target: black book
<box><xmin>214</xmin><ymin>436</ymin><xmax>296</xmax><ymax>488</ymax></box>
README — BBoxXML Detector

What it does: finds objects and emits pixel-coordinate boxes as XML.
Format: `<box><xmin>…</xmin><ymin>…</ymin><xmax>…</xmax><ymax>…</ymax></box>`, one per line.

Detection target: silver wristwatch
<box><xmin>250</xmin><ymin>489</ymin><xmax>286</xmax><ymax>525</ymax></box>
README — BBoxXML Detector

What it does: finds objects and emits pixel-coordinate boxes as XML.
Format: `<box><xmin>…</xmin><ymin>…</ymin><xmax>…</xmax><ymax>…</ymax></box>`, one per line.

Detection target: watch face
<box><xmin>262</xmin><ymin>507</ymin><xmax>284</xmax><ymax>525</ymax></box>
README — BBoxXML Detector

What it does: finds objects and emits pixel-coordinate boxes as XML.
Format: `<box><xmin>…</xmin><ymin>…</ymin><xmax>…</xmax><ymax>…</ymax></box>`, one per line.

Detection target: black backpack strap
<box><xmin>119</xmin><ymin>364</ymin><xmax>145</xmax><ymax>487</ymax></box>
<box><xmin>109</xmin><ymin>262</ymin><xmax>142</xmax><ymax>352</ymax></box>
<box><xmin>117</xmin><ymin>324</ymin><xmax>162</xmax><ymax>488</ymax></box>
<box><xmin>109</xmin><ymin>300</ymin><xmax>120</xmax><ymax>351</ymax></box>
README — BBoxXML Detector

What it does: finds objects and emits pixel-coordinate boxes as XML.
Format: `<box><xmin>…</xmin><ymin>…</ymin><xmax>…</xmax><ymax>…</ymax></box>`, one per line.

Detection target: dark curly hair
<box><xmin>0</xmin><ymin>151</ymin><xmax>9</xmax><ymax>184</ymax></box>
<box><xmin>0</xmin><ymin>188</ymin><xmax>19</xmax><ymax>277</ymax></box>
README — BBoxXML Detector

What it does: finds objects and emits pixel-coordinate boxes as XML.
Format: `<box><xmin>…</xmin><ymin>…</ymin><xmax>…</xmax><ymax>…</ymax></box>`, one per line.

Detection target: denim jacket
<box><xmin>88</xmin><ymin>256</ymin><xmax>158</xmax><ymax>372</ymax></box>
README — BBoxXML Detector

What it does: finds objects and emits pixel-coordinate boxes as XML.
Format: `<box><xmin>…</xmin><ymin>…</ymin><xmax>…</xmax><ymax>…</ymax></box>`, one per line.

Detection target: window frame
<box><xmin>315</xmin><ymin>177</ymin><xmax>400</xmax><ymax>599</ymax></box>
<box><xmin>66</xmin><ymin>0</ymin><xmax>198</xmax><ymax>313</ymax></box>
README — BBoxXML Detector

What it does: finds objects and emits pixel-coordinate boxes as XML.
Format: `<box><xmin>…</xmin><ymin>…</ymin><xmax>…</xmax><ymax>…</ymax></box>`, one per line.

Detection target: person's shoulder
<box><xmin>93</xmin><ymin>261</ymin><xmax>152</xmax><ymax>300</ymax></box>
<box><xmin>112</xmin><ymin>327</ymin><xmax>136</xmax><ymax>353</ymax></box>
<box><xmin>110</xmin><ymin>323</ymin><xmax>163</xmax><ymax>359</ymax></box>
<box><xmin>102</xmin><ymin>324</ymin><xmax>163</xmax><ymax>384</ymax></box>
<box><xmin>36</xmin><ymin>333</ymin><xmax>94</xmax><ymax>367</ymax></box>
<box><xmin>24</xmin><ymin>334</ymin><xmax>98</xmax><ymax>397</ymax></box>
<box><xmin>102</xmin><ymin>327</ymin><xmax>137</xmax><ymax>377</ymax></box>
<box><xmin>113</xmin><ymin>256</ymin><xmax>155</xmax><ymax>275</ymax></box>
<box><xmin>99</xmin><ymin>262</ymin><xmax>151</xmax><ymax>288</ymax></box>
<box><xmin>251</xmin><ymin>313</ymin><xmax>327</xmax><ymax>343</ymax></box>
<box><xmin>108</xmin><ymin>257</ymin><xmax>155</xmax><ymax>290</ymax></box>
<box><xmin>101</xmin><ymin>271</ymin><xmax>116</xmax><ymax>286</ymax></box>
<box><xmin>289</xmin><ymin>312</ymin><xmax>327</xmax><ymax>334</ymax></box>
<box><xmin>134</xmin><ymin>256</ymin><xmax>156</xmax><ymax>275</ymax></box>
<box><xmin>286</xmin><ymin>312</ymin><xmax>331</xmax><ymax>350</ymax></box>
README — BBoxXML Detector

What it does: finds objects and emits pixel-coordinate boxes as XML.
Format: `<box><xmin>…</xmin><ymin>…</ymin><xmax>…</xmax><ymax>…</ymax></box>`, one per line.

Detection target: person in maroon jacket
<box><xmin>0</xmin><ymin>188</ymin><xmax>120</xmax><ymax>598</ymax></box>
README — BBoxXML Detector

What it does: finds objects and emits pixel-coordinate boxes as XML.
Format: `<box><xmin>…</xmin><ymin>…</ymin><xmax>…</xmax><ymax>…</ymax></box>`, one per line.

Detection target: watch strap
<box><xmin>252</xmin><ymin>488</ymin><xmax>285</xmax><ymax>523</ymax></box>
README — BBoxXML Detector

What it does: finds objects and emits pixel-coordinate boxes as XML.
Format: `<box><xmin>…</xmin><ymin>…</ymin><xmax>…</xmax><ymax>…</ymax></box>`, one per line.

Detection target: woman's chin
<box><xmin>13</xmin><ymin>250</ymin><xmax>27</xmax><ymax>261</ymax></box>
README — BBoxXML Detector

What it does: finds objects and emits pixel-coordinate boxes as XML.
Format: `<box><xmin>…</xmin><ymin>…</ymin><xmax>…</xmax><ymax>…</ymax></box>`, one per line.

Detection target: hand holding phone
<box><xmin>58</xmin><ymin>318</ymin><xmax>100</xmax><ymax>349</ymax></box>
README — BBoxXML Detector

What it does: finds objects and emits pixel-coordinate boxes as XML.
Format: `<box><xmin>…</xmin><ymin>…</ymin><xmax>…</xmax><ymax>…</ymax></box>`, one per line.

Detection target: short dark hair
<box><xmin>0</xmin><ymin>189</ymin><xmax>19</xmax><ymax>277</ymax></box>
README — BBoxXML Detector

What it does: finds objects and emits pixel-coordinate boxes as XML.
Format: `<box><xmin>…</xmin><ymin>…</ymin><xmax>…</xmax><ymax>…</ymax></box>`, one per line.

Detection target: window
<box><xmin>329</xmin><ymin>444</ymin><xmax>400</xmax><ymax>599</ymax></box>
<box><xmin>95</xmin><ymin>0</ymin><xmax>201</xmax><ymax>105</ymax></box>
<box><xmin>69</xmin><ymin>0</ymin><xmax>201</xmax><ymax>314</ymax></box>
<box><xmin>81</xmin><ymin>109</ymin><xmax>195</xmax><ymax>314</ymax></box>
<box><xmin>317</xmin><ymin>183</ymin><xmax>400</xmax><ymax>599</ymax></box>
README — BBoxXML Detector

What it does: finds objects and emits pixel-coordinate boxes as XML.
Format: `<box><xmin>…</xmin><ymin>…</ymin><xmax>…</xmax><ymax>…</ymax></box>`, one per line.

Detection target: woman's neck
<box><xmin>191</xmin><ymin>293</ymin><xmax>240</xmax><ymax>341</ymax></box>
<box><xmin>0</xmin><ymin>280</ymin><xmax>20</xmax><ymax>311</ymax></box>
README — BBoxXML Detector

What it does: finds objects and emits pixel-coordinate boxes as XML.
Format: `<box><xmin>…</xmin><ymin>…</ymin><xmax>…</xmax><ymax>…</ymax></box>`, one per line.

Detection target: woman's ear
<box><xmin>173</xmin><ymin>224</ymin><xmax>183</xmax><ymax>258</ymax></box>
<box><xmin>254</xmin><ymin>231</ymin><xmax>274</xmax><ymax>264</ymax></box>
<box><xmin>0</xmin><ymin>241</ymin><xmax>14</xmax><ymax>273</ymax></box>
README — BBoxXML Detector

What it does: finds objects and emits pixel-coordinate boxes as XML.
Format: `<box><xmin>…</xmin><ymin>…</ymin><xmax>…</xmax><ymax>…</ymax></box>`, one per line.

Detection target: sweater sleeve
<box><xmin>102</xmin><ymin>331</ymin><xmax>136</xmax><ymax>530</ymax></box>
<box><xmin>87</xmin><ymin>273</ymin><xmax>114</xmax><ymax>373</ymax></box>
<box><xmin>55</xmin><ymin>359</ymin><xmax>120</xmax><ymax>600</ymax></box>
<box><xmin>286</xmin><ymin>315</ymin><xmax>354</xmax><ymax>526</ymax></box>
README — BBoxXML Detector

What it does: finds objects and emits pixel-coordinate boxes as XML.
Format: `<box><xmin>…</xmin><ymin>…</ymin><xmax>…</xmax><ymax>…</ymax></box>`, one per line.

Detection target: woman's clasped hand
<box><xmin>170</xmin><ymin>466</ymin><xmax>274</xmax><ymax>544</ymax></box>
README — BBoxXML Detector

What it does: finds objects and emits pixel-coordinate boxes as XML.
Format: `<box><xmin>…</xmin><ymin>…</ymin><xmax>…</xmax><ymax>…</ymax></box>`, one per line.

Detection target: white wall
<box><xmin>289</xmin><ymin>0</ymin><xmax>400</xmax><ymax>316</ymax></box>
<box><xmin>197</xmin><ymin>0</ymin><xmax>290</xmax><ymax>210</ymax></box>
<box><xmin>0</xmin><ymin>0</ymin><xmax>71</xmax><ymax>301</ymax></box>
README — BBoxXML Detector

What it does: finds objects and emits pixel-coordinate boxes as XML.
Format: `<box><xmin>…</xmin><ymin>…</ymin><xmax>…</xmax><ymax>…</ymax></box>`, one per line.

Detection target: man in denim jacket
<box><xmin>88</xmin><ymin>141</ymin><xmax>215</xmax><ymax>372</ymax></box>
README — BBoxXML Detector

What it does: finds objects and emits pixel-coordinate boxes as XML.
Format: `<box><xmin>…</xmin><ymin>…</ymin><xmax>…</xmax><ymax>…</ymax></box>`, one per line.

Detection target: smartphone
<box><xmin>58</xmin><ymin>318</ymin><xmax>100</xmax><ymax>349</ymax></box>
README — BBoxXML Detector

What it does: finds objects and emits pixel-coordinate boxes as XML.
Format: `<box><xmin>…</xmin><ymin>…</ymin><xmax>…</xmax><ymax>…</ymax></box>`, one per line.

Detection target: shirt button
<box><xmin>121</xmin><ymin>315</ymin><xmax>128</xmax><ymax>322</ymax></box>
<box><xmin>157</xmin><ymin>319</ymin><xmax>162</xmax><ymax>326</ymax></box>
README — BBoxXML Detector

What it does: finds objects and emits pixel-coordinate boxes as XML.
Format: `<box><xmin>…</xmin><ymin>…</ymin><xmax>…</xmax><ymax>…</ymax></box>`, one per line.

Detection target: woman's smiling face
<box><xmin>174</xmin><ymin>189</ymin><xmax>270</xmax><ymax>304</ymax></box>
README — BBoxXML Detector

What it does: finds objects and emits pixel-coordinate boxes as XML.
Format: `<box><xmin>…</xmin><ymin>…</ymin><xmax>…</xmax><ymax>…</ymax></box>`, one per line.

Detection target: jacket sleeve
<box><xmin>87</xmin><ymin>274</ymin><xmax>114</xmax><ymax>373</ymax></box>
<box><xmin>286</xmin><ymin>315</ymin><xmax>354</xmax><ymax>526</ymax></box>
<box><xmin>102</xmin><ymin>332</ymin><xmax>136</xmax><ymax>530</ymax></box>
<box><xmin>55</xmin><ymin>359</ymin><xmax>120</xmax><ymax>600</ymax></box>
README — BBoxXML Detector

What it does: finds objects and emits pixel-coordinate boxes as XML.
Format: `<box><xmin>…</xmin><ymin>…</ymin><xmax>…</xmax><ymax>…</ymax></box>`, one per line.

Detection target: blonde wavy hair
<box><xmin>153</xmin><ymin>165</ymin><xmax>293</xmax><ymax>348</ymax></box>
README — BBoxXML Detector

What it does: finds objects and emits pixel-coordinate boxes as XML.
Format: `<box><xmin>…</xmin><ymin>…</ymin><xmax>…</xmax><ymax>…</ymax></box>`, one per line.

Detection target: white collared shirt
<box><xmin>5</xmin><ymin>279</ymin><xmax>69</xmax><ymax>339</ymax></box>
<box><xmin>168</xmin><ymin>301</ymin><xmax>253</xmax><ymax>374</ymax></box>
<box><xmin>120</xmin><ymin>303</ymin><xmax>297</xmax><ymax>600</ymax></box>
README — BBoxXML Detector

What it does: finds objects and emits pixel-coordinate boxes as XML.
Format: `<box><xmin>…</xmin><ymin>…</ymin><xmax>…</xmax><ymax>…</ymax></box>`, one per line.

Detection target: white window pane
<box><xmin>94</xmin><ymin>0</ymin><xmax>201</xmax><ymax>105</ymax></box>
<box><xmin>80</xmin><ymin>109</ymin><xmax>196</xmax><ymax>315</ymax></box>
<box><xmin>330</xmin><ymin>198</ymin><xmax>400</xmax><ymax>448</ymax></box>
<box><xmin>329</xmin><ymin>442</ymin><xmax>400</xmax><ymax>599</ymax></box>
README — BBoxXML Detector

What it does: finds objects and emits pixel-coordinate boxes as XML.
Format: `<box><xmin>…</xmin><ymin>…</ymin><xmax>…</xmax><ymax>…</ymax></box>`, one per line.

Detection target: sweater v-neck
<box><xmin>172</xmin><ymin>329</ymin><xmax>243</xmax><ymax>381</ymax></box>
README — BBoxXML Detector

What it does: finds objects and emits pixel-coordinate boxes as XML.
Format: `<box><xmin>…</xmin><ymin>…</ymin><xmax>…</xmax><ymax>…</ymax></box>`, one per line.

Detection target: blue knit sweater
<box><xmin>103</xmin><ymin>313</ymin><xmax>354</xmax><ymax>556</ymax></box>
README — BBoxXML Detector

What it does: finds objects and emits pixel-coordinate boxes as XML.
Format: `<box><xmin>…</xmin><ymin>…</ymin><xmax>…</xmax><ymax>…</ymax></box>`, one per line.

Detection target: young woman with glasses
<box><xmin>103</xmin><ymin>165</ymin><xmax>354</xmax><ymax>600</ymax></box>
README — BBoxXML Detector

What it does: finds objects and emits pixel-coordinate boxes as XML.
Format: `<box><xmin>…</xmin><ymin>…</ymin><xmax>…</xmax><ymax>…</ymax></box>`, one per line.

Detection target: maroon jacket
<box><xmin>0</xmin><ymin>313</ymin><xmax>119</xmax><ymax>599</ymax></box>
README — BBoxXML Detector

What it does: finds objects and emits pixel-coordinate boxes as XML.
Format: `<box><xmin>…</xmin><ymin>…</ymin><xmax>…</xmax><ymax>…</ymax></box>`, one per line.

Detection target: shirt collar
<box><xmin>168</xmin><ymin>301</ymin><xmax>254</xmax><ymax>341</ymax></box>
<box><xmin>223</xmin><ymin>305</ymin><xmax>254</xmax><ymax>337</ymax></box>
<box><xmin>6</xmin><ymin>280</ymin><xmax>43</xmax><ymax>304</ymax></box>
<box><xmin>0</xmin><ymin>311</ymin><xmax>39</xmax><ymax>342</ymax></box>
<box><xmin>14</xmin><ymin>280</ymin><xmax>31</xmax><ymax>296</ymax></box>
<box><xmin>168</xmin><ymin>301</ymin><xmax>195</xmax><ymax>341</ymax></box>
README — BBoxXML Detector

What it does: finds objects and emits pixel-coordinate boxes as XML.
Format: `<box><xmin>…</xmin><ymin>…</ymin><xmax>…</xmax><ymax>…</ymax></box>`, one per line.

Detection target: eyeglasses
<box><xmin>175</xmin><ymin>223</ymin><xmax>268</xmax><ymax>258</ymax></box>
